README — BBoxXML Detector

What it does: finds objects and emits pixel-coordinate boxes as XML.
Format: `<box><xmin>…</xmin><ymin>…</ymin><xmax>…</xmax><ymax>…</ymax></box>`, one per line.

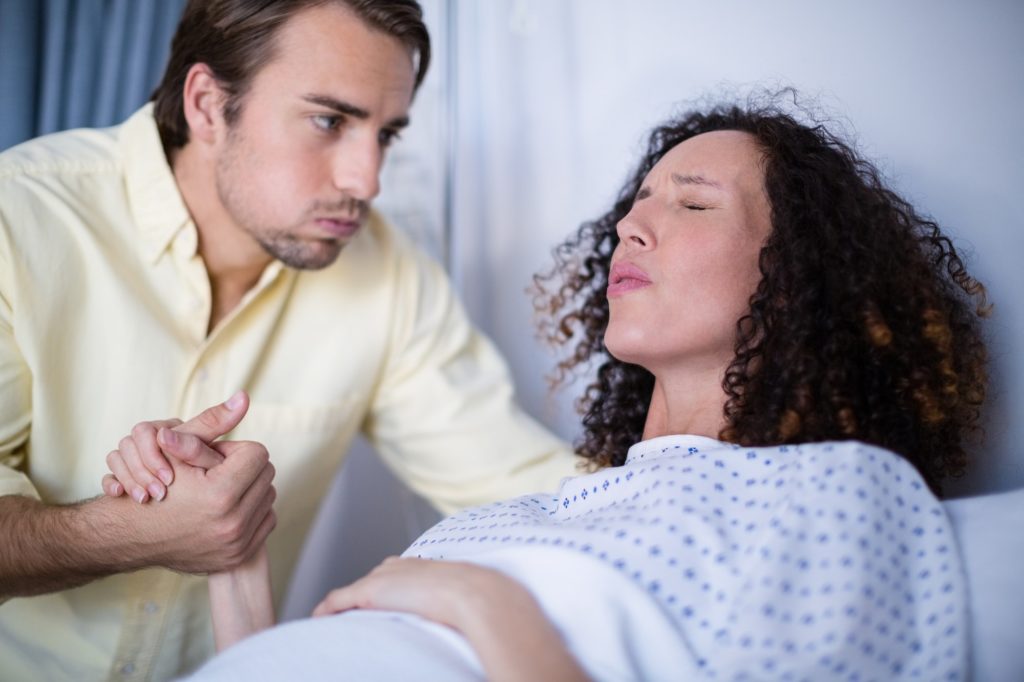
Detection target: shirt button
<box><xmin>120</xmin><ymin>662</ymin><xmax>135</xmax><ymax>676</ymax></box>
<box><xmin>143</xmin><ymin>601</ymin><xmax>160</xmax><ymax>614</ymax></box>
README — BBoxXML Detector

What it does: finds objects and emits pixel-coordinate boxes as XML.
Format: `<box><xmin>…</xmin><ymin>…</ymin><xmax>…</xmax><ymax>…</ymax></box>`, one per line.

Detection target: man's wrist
<box><xmin>64</xmin><ymin>494</ymin><xmax>148</xmax><ymax>574</ymax></box>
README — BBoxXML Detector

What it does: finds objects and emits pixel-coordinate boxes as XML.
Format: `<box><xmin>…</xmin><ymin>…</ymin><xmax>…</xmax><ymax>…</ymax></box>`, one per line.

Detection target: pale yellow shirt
<box><xmin>0</xmin><ymin>105</ymin><xmax>577</xmax><ymax>681</ymax></box>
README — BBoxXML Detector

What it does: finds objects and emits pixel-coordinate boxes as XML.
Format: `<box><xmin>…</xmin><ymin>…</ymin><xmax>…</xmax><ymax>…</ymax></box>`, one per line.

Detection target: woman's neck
<box><xmin>642</xmin><ymin>370</ymin><xmax>728</xmax><ymax>441</ymax></box>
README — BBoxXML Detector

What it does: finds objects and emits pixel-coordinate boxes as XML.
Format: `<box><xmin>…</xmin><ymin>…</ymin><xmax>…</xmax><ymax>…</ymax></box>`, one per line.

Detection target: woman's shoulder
<box><xmin>624</xmin><ymin>437</ymin><xmax>928</xmax><ymax>493</ymax></box>
<box><xmin>650</xmin><ymin>438</ymin><xmax>939</xmax><ymax>512</ymax></box>
<box><xmin>780</xmin><ymin>440</ymin><xmax>931</xmax><ymax>494</ymax></box>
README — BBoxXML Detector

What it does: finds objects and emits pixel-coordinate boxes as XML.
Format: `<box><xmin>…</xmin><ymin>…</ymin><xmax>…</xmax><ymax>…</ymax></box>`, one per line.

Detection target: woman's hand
<box><xmin>101</xmin><ymin>418</ymin><xmax>184</xmax><ymax>503</ymax></box>
<box><xmin>100</xmin><ymin>392</ymin><xmax>249</xmax><ymax>503</ymax></box>
<box><xmin>209</xmin><ymin>544</ymin><xmax>275</xmax><ymax>651</ymax></box>
<box><xmin>313</xmin><ymin>557</ymin><xmax>590</xmax><ymax>682</ymax></box>
<box><xmin>312</xmin><ymin>556</ymin><xmax>503</xmax><ymax>626</ymax></box>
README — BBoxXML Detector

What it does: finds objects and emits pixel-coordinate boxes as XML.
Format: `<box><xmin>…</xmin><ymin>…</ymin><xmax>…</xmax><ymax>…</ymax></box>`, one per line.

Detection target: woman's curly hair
<box><xmin>533</xmin><ymin>93</ymin><xmax>989</xmax><ymax>497</ymax></box>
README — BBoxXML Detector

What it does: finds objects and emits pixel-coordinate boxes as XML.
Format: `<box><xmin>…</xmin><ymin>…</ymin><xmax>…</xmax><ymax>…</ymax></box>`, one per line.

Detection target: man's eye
<box><xmin>312</xmin><ymin>115</ymin><xmax>342</xmax><ymax>132</ymax></box>
<box><xmin>684</xmin><ymin>203</ymin><xmax>708</xmax><ymax>211</ymax></box>
<box><xmin>379</xmin><ymin>129</ymin><xmax>402</xmax><ymax>148</ymax></box>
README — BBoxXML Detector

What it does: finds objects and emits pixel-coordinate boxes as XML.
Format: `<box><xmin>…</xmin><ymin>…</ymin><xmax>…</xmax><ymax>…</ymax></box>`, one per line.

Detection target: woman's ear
<box><xmin>181</xmin><ymin>63</ymin><xmax>227</xmax><ymax>147</ymax></box>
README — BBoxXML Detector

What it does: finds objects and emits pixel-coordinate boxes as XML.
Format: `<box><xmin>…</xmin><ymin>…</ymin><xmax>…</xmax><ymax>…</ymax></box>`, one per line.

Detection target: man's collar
<box><xmin>120</xmin><ymin>103</ymin><xmax>193</xmax><ymax>263</ymax></box>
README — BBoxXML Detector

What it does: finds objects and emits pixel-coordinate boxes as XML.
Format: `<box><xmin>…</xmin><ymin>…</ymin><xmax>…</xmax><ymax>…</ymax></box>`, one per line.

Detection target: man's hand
<box><xmin>124</xmin><ymin>437</ymin><xmax>278</xmax><ymax>574</ymax></box>
<box><xmin>0</xmin><ymin>439</ymin><xmax>277</xmax><ymax>597</ymax></box>
<box><xmin>102</xmin><ymin>391</ymin><xmax>248</xmax><ymax>502</ymax></box>
<box><xmin>98</xmin><ymin>391</ymin><xmax>278</xmax><ymax>573</ymax></box>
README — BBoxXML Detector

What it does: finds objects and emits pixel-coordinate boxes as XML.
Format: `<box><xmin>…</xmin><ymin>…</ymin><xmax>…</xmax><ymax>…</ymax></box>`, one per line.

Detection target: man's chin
<box><xmin>263</xmin><ymin>239</ymin><xmax>347</xmax><ymax>270</ymax></box>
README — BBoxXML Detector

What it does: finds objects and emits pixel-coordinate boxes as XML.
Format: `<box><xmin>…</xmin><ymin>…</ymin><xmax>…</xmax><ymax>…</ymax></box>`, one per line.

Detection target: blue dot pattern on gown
<box><xmin>405</xmin><ymin>435</ymin><xmax>966</xmax><ymax>681</ymax></box>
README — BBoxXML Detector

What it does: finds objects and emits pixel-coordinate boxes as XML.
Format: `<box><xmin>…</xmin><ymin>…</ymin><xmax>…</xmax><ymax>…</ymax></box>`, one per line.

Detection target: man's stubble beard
<box><xmin>214</xmin><ymin>130</ymin><xmax>352</xmax><ymax>271</ymax></box>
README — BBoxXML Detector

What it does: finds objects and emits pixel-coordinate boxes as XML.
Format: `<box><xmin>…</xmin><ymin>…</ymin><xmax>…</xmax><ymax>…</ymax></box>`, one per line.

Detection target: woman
<box><xmin>109</xmin><ymin>95</ymin><xmax>989</xmax><ymax>681</ymax></box>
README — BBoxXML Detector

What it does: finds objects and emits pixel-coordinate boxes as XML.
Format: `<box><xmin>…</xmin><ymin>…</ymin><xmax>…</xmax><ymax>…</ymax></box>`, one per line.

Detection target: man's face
<box><xmin>213</xmin><ymin>3</ymin><xmax>416</xmax><ymax>269</ymax></box>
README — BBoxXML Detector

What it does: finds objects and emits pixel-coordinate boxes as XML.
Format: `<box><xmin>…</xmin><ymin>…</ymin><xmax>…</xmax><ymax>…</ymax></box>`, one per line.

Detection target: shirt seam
<box><xmin>0</xmin><ymin>159</ymin><xmax>121</xmax><ymax>182</ymax></box>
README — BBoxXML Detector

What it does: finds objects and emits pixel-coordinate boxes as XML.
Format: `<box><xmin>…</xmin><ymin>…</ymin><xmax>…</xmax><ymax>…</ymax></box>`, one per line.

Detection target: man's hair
<box><xmin>532</xmin><ymin>90</ymin><xmax>990</xmax><ymax>497</ymax></box>
<box><xmin>151</xmin><ymin>0</ymin><xmax>430</xmax><ymax>152</ymax></box>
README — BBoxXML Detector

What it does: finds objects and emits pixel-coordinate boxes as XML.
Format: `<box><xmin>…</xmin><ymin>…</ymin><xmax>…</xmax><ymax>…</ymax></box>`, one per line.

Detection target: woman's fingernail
<box><xmin>132</xmin><ymin>487</ymin><xmax>147</xmax><ymax>504</ymax></box>
<box><xmin>159</xmin><ymin>428</ymin><xmax>179</xmax><ymax>447</ymax></box>
<box><xmin>112</xmin><ymin>482</ymin><xmax>123</xmax><ymax>496</ymax></box>
<box><xmin>148</xmin><ymin>483</ymin><xmax>165</xmax><ymax>501</ymax></box>
<box><xmin>158</xmin><ymin>469</ymin><xmax>173</xmax><ymax>486</ymax></box>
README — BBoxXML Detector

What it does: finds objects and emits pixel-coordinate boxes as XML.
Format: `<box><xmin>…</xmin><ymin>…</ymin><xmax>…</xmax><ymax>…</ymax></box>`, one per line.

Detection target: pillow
<box><xmin>943</xmin><ymin>487</ymin><xmax>1024</xmax><ymax>681</ymax></box>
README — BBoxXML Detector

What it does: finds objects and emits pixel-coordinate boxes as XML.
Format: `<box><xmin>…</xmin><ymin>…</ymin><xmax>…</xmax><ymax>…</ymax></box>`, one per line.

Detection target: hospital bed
<box><xmin>945</xmin><ymin>486</ymin><xmax>1024</xmax><ymax>680</ymax></box>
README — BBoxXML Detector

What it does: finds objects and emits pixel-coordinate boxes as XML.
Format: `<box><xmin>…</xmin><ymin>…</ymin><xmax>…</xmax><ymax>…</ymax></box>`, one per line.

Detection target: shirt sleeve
<box><xmin>703</xmin><ymin>444</ymin><xmax>966</xmax><ymax>681</ymax></box>
<box><xmin>0</xmin><ymin>211</ymin><xmax>38</xmax><ymax>499</ymax></box>
<box><xmin>363</xmin><ymin>236</ymin><xmax>579</xmax><ymax>516</ymax></box>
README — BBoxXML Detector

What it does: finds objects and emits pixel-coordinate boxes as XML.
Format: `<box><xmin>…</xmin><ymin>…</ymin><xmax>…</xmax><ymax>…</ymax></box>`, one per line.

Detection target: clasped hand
<box><xmin>99</xmin><ymin>391</ymin><xmax>277</xmax><ymax>574</ymax></box>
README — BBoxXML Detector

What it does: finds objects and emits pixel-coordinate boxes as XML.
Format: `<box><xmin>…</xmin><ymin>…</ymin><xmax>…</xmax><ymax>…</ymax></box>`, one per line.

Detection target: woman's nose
<box><xmin>615</xmin><ymin>208</ymin><xmax>654</xmax><ymax>250</ymax></box>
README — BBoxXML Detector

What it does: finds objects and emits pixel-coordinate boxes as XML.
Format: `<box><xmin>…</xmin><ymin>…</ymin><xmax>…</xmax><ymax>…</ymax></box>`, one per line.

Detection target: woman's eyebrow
<box><xmin>671</xmin><ymin>172</ymin><xmax>723</xmax><ymax>189</ymax></box>
<box><xmin>635</xmin><ymin>172</ymin><xmax>724</xmax><ymax>201</ymax></box>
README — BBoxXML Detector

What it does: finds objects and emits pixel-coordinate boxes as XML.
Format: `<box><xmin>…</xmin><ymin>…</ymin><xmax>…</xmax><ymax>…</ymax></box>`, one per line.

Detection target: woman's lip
<box><xmin>607</xmin><ymin>277</ymin><xmax>652</xmax><ymax>298</ymax></box>
<box><xmin>607</xmin><ymin>261</ymin><xmax>652</xmax><ymax>297</ymax></box>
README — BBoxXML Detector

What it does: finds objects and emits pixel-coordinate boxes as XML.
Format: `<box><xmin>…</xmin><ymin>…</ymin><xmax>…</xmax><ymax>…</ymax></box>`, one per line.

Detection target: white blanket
<box><xmin>188</xmin><ymin>436</ymin><xmax>967</xmax><ymax>680</ymax></box>
<box><xmin>184</xmin><ymin>546</ymin><xmax>691</xmax><ymax>681</ymax></box>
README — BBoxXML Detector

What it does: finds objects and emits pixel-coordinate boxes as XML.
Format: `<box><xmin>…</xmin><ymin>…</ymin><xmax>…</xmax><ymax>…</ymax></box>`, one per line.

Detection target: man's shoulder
<box><xmin>0</xmin><ymin>122</ymin><xmax>135</xmax><ymax>253</ymax></box>
<box><xmin>0</xmin><ymin>123</ymin><xmax>123</xmax><ymax>183</ymax></box>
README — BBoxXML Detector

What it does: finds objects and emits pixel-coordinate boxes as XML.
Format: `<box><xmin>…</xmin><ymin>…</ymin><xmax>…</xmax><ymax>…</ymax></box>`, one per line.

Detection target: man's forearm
<box><xmin>0</xmin><ymin>494</ymin><xmax>141</xmax><ymax>598</ymax></box>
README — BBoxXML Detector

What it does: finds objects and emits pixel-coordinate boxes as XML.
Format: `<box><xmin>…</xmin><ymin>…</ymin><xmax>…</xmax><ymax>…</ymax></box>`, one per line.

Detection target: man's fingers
<box><xmin>209</xmin><ymin>455</ymin><xmax>275</xmax><ymax>566</ymax></box>
<box><xmin>157</xmin><ymin>428</ymin><xmax>226</xmax><ymax>470</ymax></box>
<box><xmin>240</xmin><ymin>507</ymin><xmax>277</xmax><ymax>564</ymax></box>
<box><xmin>209</xmin><ymin>441</ymin><xmax>271</xmax><ymax>495</ymax></box>
<box><xmin>235</xmin><ymin>455</ymin><xmax>276</xmax><ymax>516</ymax></box>
<box><xmin>174</xmin><ymin>390</ymin><xmax>250</xmax><ymax>444</ymax></box>
<box><xmin>212</xmin><ymin>439</ymin><xmax>266</xmax><ymax>459</ymax></box>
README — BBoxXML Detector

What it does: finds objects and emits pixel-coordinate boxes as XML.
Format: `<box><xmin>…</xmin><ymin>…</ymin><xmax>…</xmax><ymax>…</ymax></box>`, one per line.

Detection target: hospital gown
<box><xmin>188</xmin><ymin>435</ymin><xmax>967</xmax><ymax>681</ymax></box>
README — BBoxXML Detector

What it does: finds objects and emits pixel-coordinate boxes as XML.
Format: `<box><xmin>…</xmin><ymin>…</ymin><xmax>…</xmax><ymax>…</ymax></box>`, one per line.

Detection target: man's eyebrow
<box><xmin>671</xmin><ymin>172</ymin><xmax>722</xmax><ymax>189</ymax></box>
<box><xmin>301</xmin><ymin>94</ymin><xmax>410</xmax><ymax>129</ymax></box>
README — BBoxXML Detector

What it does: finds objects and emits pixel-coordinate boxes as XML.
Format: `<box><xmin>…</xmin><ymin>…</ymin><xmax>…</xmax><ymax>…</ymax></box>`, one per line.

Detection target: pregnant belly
<box><xmin>183</xmin><ymin>609</ymin><xmax>483</xmax><ymax>681</ymax></box>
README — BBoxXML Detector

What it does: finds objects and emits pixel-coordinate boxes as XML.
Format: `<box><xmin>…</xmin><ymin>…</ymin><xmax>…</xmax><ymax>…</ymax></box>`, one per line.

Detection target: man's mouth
<box><xmin>313</xmin><ymin>217</ymin><xmax>362</xmax><ymax>239</ymax></box>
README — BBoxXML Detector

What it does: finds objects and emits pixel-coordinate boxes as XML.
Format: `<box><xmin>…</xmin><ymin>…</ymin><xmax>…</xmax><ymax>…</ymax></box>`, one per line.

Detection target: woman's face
<box><xmin>604</xmin><ymin>130</ymin><xmax>772</xmax><ymax>376</ymax></box>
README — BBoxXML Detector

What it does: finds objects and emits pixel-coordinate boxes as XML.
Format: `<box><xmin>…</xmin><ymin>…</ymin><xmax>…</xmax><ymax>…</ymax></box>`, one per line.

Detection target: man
<box><xmin>0</xmin><ymin>1</ymin><xmax>575</xmax><ymax>679</ymax></box>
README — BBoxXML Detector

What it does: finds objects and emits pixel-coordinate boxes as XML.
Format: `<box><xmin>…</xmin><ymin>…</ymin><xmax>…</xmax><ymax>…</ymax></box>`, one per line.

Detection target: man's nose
<box><xmin>332</xmin><ymin>136</ymin><xmax>382</xmax><ymax>201</ymax></box>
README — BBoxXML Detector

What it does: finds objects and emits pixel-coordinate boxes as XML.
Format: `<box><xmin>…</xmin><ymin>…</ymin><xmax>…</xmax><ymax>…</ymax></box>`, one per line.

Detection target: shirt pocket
<box><xmin>231</xmin><ymin>396</ymin><xmax>364</xmax><ymax>473</ymax></box>
<box><xmin>240</xmin><ymin>397</ymin><xmax>361</xmax><ymax>435</ymax></box>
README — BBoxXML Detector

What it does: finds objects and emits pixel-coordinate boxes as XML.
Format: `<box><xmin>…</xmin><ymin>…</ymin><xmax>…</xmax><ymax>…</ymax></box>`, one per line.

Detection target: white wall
<box><xmin>286</xmin><ymin>0</ymin><xmax>1024</xmax><ymax>617</ymax></box>
<box><xmin>449</xmin><ymin>0</ymin><xmax>1024</xmax><ymax>497</ymax></box>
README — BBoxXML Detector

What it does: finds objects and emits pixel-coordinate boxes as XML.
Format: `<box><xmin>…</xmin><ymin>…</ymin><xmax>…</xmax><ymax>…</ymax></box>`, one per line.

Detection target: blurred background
<box><xmin>1</xmin><ymin>0</ymin><xmax>1021</xmax><ymax>618</ymax></box>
